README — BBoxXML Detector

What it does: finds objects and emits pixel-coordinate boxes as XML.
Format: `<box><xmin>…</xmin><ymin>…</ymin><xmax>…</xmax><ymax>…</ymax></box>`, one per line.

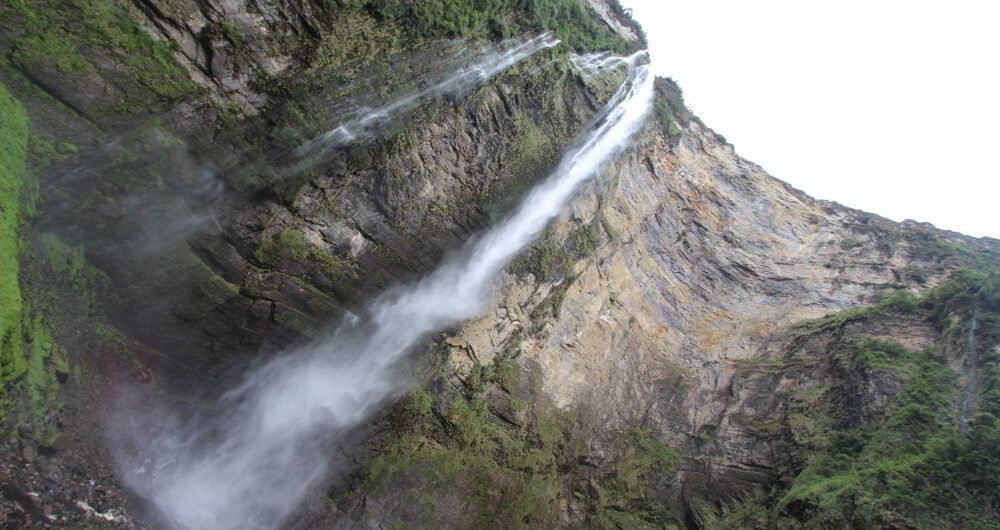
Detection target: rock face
<box><xmin>327</xmin><ymin>81</ymin><xmax>997</xmax><ymax>529</ymax></box>
<box><xmin>5</xmin><ymin>0</ymin><xmax>635</xmax><ymax>383</ymax></box>
<box><xmin>1</xmin><ymin>1</ymin><xmax>997</xmax><ymax>528</ymax></box>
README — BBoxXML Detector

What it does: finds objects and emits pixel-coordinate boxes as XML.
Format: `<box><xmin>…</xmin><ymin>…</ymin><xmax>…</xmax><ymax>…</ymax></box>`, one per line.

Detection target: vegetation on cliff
<box><xmin>0</xmin><ymin>84</ymin><xmax>78</xmax><ymax>440</ymax></box>
<box><xmin>332</xmin><ymin>0</ymin><xmax>642</xmax><ymax>52</ymax></box>
<box><xmin>353</xmin><ymin>356</ymin><xmax>680</xmax><ymax>528</ymax></box>
<box><xmin>1</xmin><ymin>0</ymin><xmax>200</xmax><ymax>113</ymax></box>
<box><xmin>0</xmin><ymin>84</ymin><xmax>30</xmax><ymax>411</ymax></box>
<box><xmin>702</xmin><ymin>264</ymin><xmax>999</xmax><ymax>529</ymax></box>
<box><xmin>2</xmin><ymin>0</ymin><xmax>997</xmax><ymax>528</ymax></box>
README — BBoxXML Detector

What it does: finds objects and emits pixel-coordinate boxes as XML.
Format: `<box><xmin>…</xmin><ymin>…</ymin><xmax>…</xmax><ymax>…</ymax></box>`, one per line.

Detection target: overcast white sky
<box><xmin>619</xmin><ymin>0</ymin><xmax>998</xmax><ymax>238</ymax></box>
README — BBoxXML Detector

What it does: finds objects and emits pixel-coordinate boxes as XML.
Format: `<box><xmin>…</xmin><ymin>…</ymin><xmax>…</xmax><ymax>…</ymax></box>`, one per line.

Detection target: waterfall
<box><xmin>569</xmin><ymin>51</ymin><xmax>632</xmax><ymax>79</ymax></box>
<box><xmin>118</xmin><ymin>48</ymin><xmax>654</xmax><ymax>530</ymax></box>
<box><xmin>286</xmin><ymin>33</ymin><xmax>561</xmax><ymax>176</ymax></box>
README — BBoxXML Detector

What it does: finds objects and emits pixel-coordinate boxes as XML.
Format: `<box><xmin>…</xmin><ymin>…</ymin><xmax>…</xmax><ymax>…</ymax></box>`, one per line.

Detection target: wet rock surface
<box><xmin>320</xmin><ymin>87</ymin><xmax>996</xmax><ymax>527</ymax></box>
<box><xmin>1</xmin><ymin>1</ymin><xmax>996</xmax><ymax>528</ymax></box>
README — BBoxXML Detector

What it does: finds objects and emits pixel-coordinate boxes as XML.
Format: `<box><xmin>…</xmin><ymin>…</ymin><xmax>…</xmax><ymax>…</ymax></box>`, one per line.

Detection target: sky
<box><xmin>618</xmin><ymin>0</ymin><xmax>999</xmax><ymax>238</ymax></box>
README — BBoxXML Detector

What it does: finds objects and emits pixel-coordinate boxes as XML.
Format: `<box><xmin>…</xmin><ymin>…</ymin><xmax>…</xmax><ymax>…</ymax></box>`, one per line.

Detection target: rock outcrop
<box><xmin>1</xmin><ymin>0</ymin><xmax>996</xmax><ymax>528</ymax></box>
<box><xmin>327</xmin><ymin>79</ymin><xmax>997</xmax><ymax>529</ymax></box>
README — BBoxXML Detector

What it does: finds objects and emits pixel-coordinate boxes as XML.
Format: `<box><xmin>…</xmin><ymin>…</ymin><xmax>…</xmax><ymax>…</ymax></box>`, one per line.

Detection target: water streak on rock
<box><xmin>287</xmin><ymin>33</ymin><xmax>561</xmax><ymax>176</ymax></box>
<box><xmin>119</xmin><ymin>49</ymin><xmax>654</xmax><ymax>530</ymax></box>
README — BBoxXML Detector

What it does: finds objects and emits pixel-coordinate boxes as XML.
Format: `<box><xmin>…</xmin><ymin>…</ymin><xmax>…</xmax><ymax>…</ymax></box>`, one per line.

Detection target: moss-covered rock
<box><xmin>0</xmin><ymin>83</ymin><xmax>31</xmax><ymax>414</ymax></box>
<box><xmin>719</xmin><ymin>265</ymin><xmax>999</xmax><ymax>529</ymax></box>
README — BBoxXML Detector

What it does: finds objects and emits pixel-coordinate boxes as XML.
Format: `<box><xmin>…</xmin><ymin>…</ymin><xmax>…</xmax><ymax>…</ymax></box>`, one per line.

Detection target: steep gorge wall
<box><xmin>326</xmin><ymin>79</ymin><xmax>997</xmax><ymax>528</ymax></box>
<box><xmin>1</xmin><ymin>0</ymin><xmax>643</xmax><ymax>380</ymax></box>
<box><xmin>1</xmin><ymin>0</ymin><xmax>997</xmax><ymax>528</ymax></box>
<box><xmin>1</xmin><ymin>0</ymin><xmax>652</xmax><ymax>526</ymax></box>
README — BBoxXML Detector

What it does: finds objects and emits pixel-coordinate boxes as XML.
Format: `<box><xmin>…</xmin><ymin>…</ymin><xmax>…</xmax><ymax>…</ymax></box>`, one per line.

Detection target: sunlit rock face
<box><xmin>2</xmin><ymin>0</ymin><xmax>996</xmax><ymax>528</ymax></box>
<box><xmin>432</xmin><ymin>102</ymin><xmax>993</xmax><ymax>518</ymax></box>
<box><xmin>316</xmin><ymin>85</ymin><xmax>997</xmax><ymax>526</ymax></box>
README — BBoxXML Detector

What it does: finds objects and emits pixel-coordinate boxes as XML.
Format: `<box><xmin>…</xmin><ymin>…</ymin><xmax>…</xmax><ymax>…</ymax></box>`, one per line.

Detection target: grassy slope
<box><xmin>0</xmin><ymin>83</ymin><xmax>30</xmax><ymax>410</ymax></box>
<box><xmin>0</xmin><ymin>84</ymin><xmax>76</xmax><ymax>434</ymax></box>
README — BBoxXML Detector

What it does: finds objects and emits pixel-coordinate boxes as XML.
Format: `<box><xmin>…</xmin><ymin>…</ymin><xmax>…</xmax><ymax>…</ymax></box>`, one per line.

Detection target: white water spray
<box><xmin>287</xmin><ymin>33</ymin><xmax>560</xmax><ymax>175</ymax></box>
<box><xmin>569</xmin><ymin>51</ymin><xmax>631</xmax><ymax>79</ymax></box>
<box><xmin>118</xmin><ymin>49</ymin><xmax>653</xmax><ymax>530</ymax></box>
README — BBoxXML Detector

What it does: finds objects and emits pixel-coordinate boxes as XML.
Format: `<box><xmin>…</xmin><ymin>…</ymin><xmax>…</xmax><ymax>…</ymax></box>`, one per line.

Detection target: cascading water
<box><xmin>569</xmin><ymin>51</ymin><xmax>632</xmax><ymax>79</ymax></box>
<box><xmin>286</xmin><ymin>33</ymin><xmax>560</xmax><ymax>176</ymax></box>
<box><xmin>117</xmin><ymin>47</ymin><xmax>654</xmax><ymax>530</ymax></box>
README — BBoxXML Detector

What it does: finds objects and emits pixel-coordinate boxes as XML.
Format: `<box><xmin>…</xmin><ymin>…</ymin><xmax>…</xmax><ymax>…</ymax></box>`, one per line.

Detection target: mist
<box><xmin>112</xmin><ymin>43</ymin><xmax>653</xmax><ymax>529</ymax></box>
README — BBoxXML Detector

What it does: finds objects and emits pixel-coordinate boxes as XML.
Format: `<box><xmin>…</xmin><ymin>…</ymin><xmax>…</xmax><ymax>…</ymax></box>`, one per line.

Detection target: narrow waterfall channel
<box><xmin>117</xmin><ymin>45</ymin><xmax>654</xmax><ymax>530</ymax></box>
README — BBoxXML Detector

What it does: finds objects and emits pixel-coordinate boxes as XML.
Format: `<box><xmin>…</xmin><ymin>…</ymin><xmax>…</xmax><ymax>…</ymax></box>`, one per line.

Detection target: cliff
<box><xmin>0</xmin><ymin>1</ymin><xmax>996</xmax><ymax>528</ymax></box>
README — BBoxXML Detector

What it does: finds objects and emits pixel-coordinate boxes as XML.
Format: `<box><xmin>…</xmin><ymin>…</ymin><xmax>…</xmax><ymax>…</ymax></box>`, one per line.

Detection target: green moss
<box><xmin>510</xmin><ymin>221</ymin><xmax>602</xmax><ymax>290</ymax></box>
<box><xmin>308</xmin><ymin>11</ymin><xmax>402</xmax><ymax>78</ymax></box>
<box><xmin>480</xmin><ymin>111</ymin><xmax>567</xmax><ymax>218</ymax></box>
<box><xmin>905</xmin><ymin>229</ymin><xmax>976</xmax><ymax>263</ymax></box>
<box><xmin>571</xmin><ymin>220</ymin><xmax>601</xmax><ymax>257</ymax></box>
<box><xmin>18</xmin><ymin>311</ymin><xmax>67</xmax><ymax>436</ymax></box>
<box><xmin>774</xmin><ymin>358</ymin><xmax>984</xmax><ymax>527</ymax></box>
<box><xmin>655</xmin><ymin>77</ymin><xmax>693</xmax><ymax>126</ymax></box>
<box><xmin>365</xmin><ymin>357</ymin><xmax>679</xmax><ymax>528</ymax></box>
<box><xmin>588</xmin><ymin>426</ymin><xmax>680</xmax><ymax>528</ymax></box>
<box><xmin>404</xmin><ymin>389</ymin><xmax>433</xmax><ymax>419</ymax></box>
<box><xmin>653</xmin><ymin>98</ymin><xmax>681</xmax><ymax>138</ymax></box>
<box><xmin>652</xmin><ymin>78</ymin><xmax>693</xmax><ymax>141</ymax></box>
<box><xmin>732</xmin><ymin>355</ymin><xmax>820</xmax><ymax>375</ymax></box>
<box><xmin>2</xmin><ymin>0</ymin><xmax>200</xmax><ymax>112</ymax></box>
<box><xmin>920</xmin><ymin>266</ymin><xmax>998</xmax><ymax>338</ymax></box>
<box><xmin>2</xmin><ymin>0</ymin><xmax>91</xmax><ymax>74</ymax></box>
<box><xmin>312</xmin><ymin>249</ymin><xmax>353</xmax><ymax>279</ymax></box>
<box><xmin>537</xmin><ymin>241</ymin><xmax>571</xmax><ymax>281</ymax></box>
<box><xmin>612</xmin><ymin>426</ymin><xmax>678</xmax><ymax>495</ymax></box>
<box><xmin>766</xmin><ymin>338</ymin><xmax>995</xmax><ymax>528</ymax></box>
<box><xmin>212</xmin><ymin>20</ymin><xmax>245</xmax><ymax>47</ymax></box>
<box><xmin>792</xmin><ymin>288</ymin><xmax>920</xmax><ymax>335</ymax></box>
<box><xmin>38</xmin><ymin>233</ymin><xmax>89</xmax><ymax>283</ymax></box>
<box><xmin>33</xmin><ymin>232</ymin><xmax>110</xmax><ymax>317</ymax></box>
<box><xmin>598</xmin><ymin>211</ymin><xmax>620</xmax><ymax>241</ymax></box>
<box><xmin>511</xmin><ymin>234</ymin><xmax>571</xmax><ymax>283</ymax></box>
<box><xmin>42</xmin><ymin>121</ymin><xmax>190</xmax><ymax>205</ymax></box>
<box><xmin>365</xmin><ymin>396</ymin><xmax>569</xmax><ymax>526</ymax></box>
<box><xmin>838</xmin><ymin>238</ymin><xmax>863</xmax><ymax>250</ymax></box>
<box><xmin>190</xmin><ymin>267</ymin><xmax>241</xmax><ymax>315</ymax></box>
<box><xmin>256</xmin><ymin>229</ymin><xmax>311</xmax><ymax>265</ymax></box>
<box><xmin>785</xmin><ymin>385</ymin><xmax>835</xmax><ymax>449</ymax></box>
<box><xmin>27</xmin><ymin>133</ymin><xmax>78</xmax><ymax>169</ymax></box>
<box><xmin>498</xmin><ymin>329</ymin><xmax>526</xmax><ymax>358</ymax></box>
<box><xmin>899</xmin><ymin>265</ymin><xmax>930</xmax><ymax>284</ymax></box>
<box><xmin>254</xmin><ymin>228</ymin><xmax>355</xmax><ymax>283</ymax></box>
<box><xmin>491</xmin><ymin>359</ymin><xmax>519</xmax><ymax>392</ymax></box>
<box><xmin>512</xmin><ymin>113</ymin><xmax>560</xmax><ymax>176</ymax></box>
<box><xmin>365</xmin><ymin>0</ymin><xmax>642</xmax><ymax>53</ymax></box>
<box><xmin>0</xmin><ymin>230</ymin><xmax>73</xmax><ymax>432</ymax></box>
<box><xmin>744</xmin><ymin>415</ymin><xmax>783</xmax><ymax>438</ymax></box>
<box><xmin>740</xmin><ymin>264</ymin><xmax>1000</xmax><ymax>529</ymax></box>
<box><xmin>853</xmin><ymin>338</ymin><xmax>920</xmax><ymax>371</ymax></box>
<box><xmin>0</xmin><ymin>83</ymin><xmax>30</xmax><ymax>411</ymax></box>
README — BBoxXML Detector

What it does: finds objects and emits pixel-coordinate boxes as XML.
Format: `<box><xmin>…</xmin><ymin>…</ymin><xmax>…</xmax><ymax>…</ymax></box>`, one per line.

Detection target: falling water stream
<box><xmin>119</xmin><ymin>45</ymin><xmax>654</xmax><ymax>530</ymax></box>
<box><xmin>286</xmin><ymin>33</ymin><xmax>561</xmax><ymax>176</ymax></box>
<box><xmin>570</xmin><ymin>51</ymin><xmax>635</xmax><ymax>79</ymax></box>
